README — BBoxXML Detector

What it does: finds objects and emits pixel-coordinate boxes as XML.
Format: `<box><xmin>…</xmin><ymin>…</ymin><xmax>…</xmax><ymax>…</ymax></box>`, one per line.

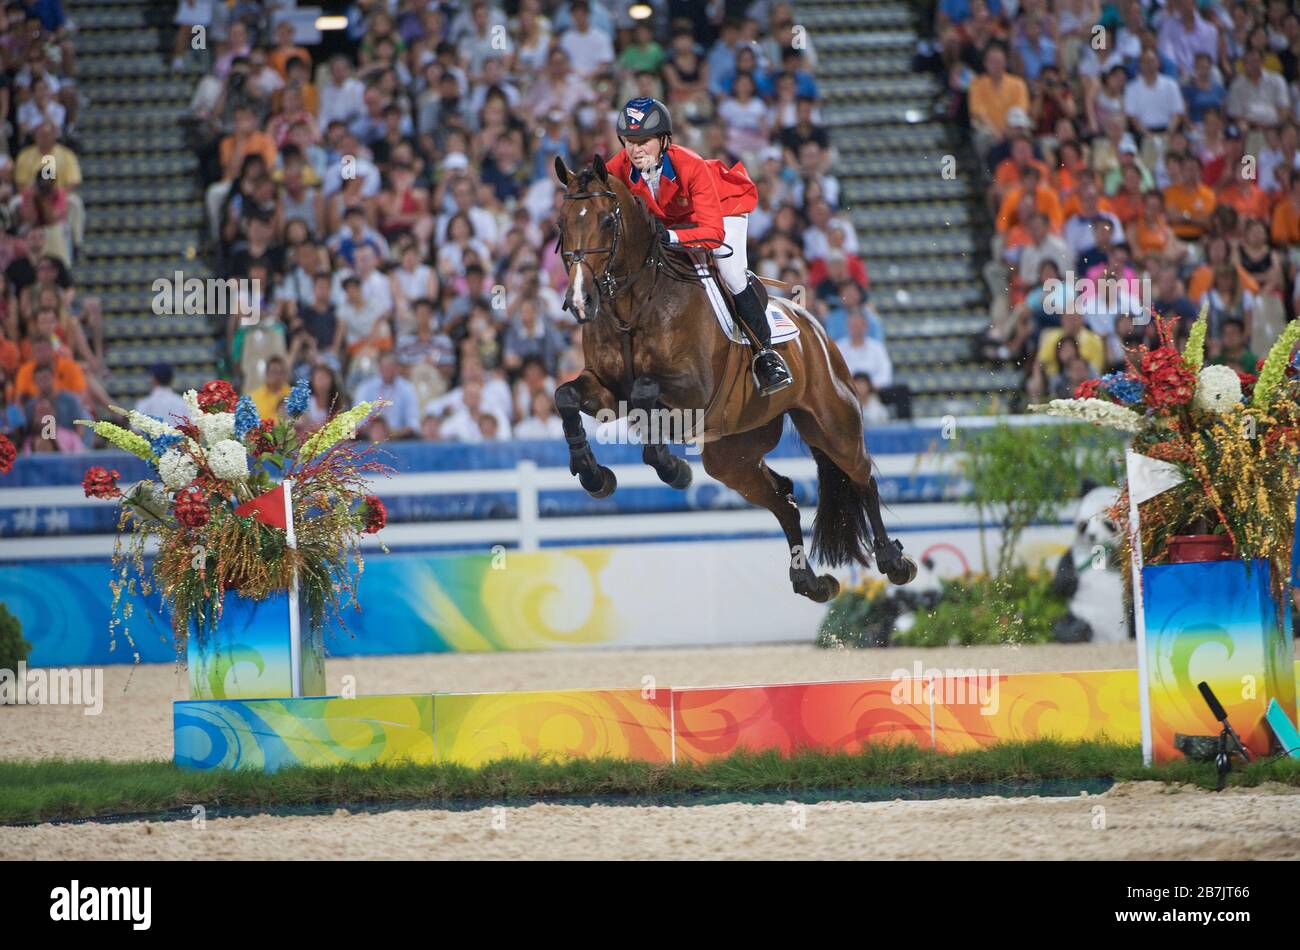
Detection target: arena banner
<box><xmin>3</xmin><ymin>526</ymin><xmax>1077</xmax><ymax>666</ymax></box>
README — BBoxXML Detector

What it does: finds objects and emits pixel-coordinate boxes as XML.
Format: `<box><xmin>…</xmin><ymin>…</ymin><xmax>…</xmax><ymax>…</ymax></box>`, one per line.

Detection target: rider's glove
<box><xmin>659</xmin><ymin>227</ymin><xmax>679</xmax><ymax>247</ymax></box>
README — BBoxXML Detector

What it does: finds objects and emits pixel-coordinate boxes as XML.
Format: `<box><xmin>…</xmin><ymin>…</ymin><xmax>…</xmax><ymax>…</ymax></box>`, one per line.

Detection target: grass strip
<box><xmin>2</xmin><ymin>738</ymin><xmax>1297</xmax><ymax>825</ymax></box>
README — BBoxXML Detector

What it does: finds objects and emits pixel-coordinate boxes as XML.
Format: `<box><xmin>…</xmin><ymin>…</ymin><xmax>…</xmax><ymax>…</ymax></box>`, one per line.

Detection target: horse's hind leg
<box><xmin>788</xmin><ymin>401</ymin><xmax>917</xmax><ymax>586</ymax></box>
<box><xmin>702</xmin><ymin>417</ymin><xmax>839</xmax><ymax>603</ymax></box>
<box><xmin>555</xmin><ymin>370</ymin><xmax>618</xmax><ymax>498</ymax></box>
<box><xmin>630</xmin><ymin>375</ymin><xmax>692</xmax><ymax>489</ymax></box>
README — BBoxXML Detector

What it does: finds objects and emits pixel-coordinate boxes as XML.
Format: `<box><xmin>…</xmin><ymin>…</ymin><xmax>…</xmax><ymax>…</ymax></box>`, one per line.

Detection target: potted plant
<box><xmin>76</xmin><ymin>378</ymin><xmax>393</xmax><ymax>699</ymax></box>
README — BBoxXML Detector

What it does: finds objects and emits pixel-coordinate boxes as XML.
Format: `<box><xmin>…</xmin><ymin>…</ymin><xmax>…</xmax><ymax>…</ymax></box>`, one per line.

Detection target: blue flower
<box><xmin>234</xmin><ymin>395</ymin><xmax>259</xmax><ymax>439</ymax></box>
<box><xmin>285</xmin><ymin>377</ymin><xmax>310</xmax><ymax>418</ymax></box>
<box><xmin>149</xmin><ymin>433</ymin><xmax>183</xmax><ymax>457</ymax></box>
<box><xmin>1101</xmin><ymin>372</ymin><xmax>1144</xmax><ymax>406</ymax></box>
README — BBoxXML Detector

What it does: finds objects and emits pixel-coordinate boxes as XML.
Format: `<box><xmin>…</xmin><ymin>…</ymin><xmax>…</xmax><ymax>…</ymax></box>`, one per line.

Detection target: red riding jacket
<box><xmin>605</xmin><ymin>144</ymin><xmax>758</xmax><ymax>248</ymax></box>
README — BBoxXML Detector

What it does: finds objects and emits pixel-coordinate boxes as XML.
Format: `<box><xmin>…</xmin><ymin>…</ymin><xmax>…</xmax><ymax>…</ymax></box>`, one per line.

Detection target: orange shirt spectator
<box><xmin>1133</xmin><ymin>216</ymin><xmax>1176</xmax><ymax>258</ymax></box>
<box><xmin>14</xmin><ymin>352</ymin><xmax>85</xmax><ymax>400</ymax></box>
<box><xmin>1186</xmin><ymin>262</ymin><xmax>1259</xmax><ymax>300</ymax></box>
<box><xmin>997</xmin><ymin>182</ymin><xmax>1064</xmax><ymax>233</ymax></box>
<box><xmin>1109</xmin><ymin>187</ymin><xmax>1145</xmax><ymax>227</ymax></box>
<box><xmin>1272</xmin><ymin>189</ymin><xmax>1300</xmax><ymax>245</ymax></box>
<box><xmin>269</xmin><ymin>46</ymin><xmax>311</xmax><ymax>80</ymax></box>
<box><xmin>219</xmin><ymin>130</ymin><xmax>278</xmax><ymax>181</ymax></box>
<box><xmin>969</xmin><ymin>73</ymin><xmax>1030</xmax><ymax>134</ymax></box>
<box><xmin>1163</xmin><ymin>181</ymin><xmax>1216</xmax><ymax>240</ymax></box>
<box><xmin>1216</xmin><ymin>180</ymin><xmax>1271</xmax><ymax>223</ymax></box>
<box><xmin>0</xmin><ymin>335</ymin><xmax>18</xmax><ymax>376</ymax></box>
<box><xmin>994</xmin><ymin>156</ymin><xmax>1052</xmax><ymax>191</ymax></box>
<box><xmin>1059</xmin><ymin>191</ymin><xmax>1117</xmax><ymax>219</ymax></box>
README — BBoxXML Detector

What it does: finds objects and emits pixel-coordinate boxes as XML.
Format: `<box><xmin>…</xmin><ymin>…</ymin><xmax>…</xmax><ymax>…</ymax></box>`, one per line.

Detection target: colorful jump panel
<box><xmin>432</xmin><ymin>688</ymin><xmax>674</xmax><ymax>766</ymax></box>
<box><xmin>174</xmin><ymin>694</ymin><xmax>435</xmax><ymax>771</ymax></box>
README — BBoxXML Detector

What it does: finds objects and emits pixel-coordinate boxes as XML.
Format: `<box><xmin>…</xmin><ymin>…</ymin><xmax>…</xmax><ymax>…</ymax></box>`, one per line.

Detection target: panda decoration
<box><xmin>1052</xmin><ymin>485</ymin><xmax>1132</xmax><ymax>643</ymax></box>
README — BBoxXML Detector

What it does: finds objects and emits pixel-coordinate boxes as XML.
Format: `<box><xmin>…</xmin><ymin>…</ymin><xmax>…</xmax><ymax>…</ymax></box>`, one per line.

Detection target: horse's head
<box><xmin>554</xmin><ymin>154</ymin><xmax>636</xmax><ymax>323</ymax></box>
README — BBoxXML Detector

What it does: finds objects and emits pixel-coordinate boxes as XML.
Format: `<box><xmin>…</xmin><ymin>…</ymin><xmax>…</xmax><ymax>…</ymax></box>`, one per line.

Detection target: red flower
<box><xmin>0</xmin><ymin>434</ymin><xmax>14</xmax><ymax>475</ymax></box>
<box><xmin>1074</xmin><ymin>378</ymin><xmax>1103</xmax><ymax>400</ymax></box>
<box><xmin>1236</xmin><ymin>370</ymin><xmax>1258</xmax><ymax>391</ymax></box>
<box><xmin>82</xmin><ymin>466</ymin><xmax>121</xmax><ymax>499</ymax></box>
<box><xmin>362</xmin><ymin>495</ymin><xmax>386</xmax><ymax>534</ymax></box>
<box><xmin>249</xmin><ymin>419</ymin><xmax>276</xmax><ymax>455</ymax></box>
<box><xmin>197</xmin><ymin>379</ymin><xmax>239</xmax><ymax>413</ymax></box>
<box><xmin>1140</xmin><ymin>346</ymin><xmax>1196</xmax><ymax>409</ymax></box>
<box><xmin>173</xmin><ymin>483</ymin><xmax>211</xmax><ymax>529</ymax></box>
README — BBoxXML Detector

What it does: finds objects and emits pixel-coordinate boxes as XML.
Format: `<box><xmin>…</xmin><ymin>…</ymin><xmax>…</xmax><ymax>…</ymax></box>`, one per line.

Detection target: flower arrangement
<box><xmin>75</xmin><ymin>378</ymin><xmax>393</xmax><ymax>657</ymax></box>
<box><xmin>1030</xmin><ymin>307</ymin><xmax>1300</xmax><ymax>599</ymax></box>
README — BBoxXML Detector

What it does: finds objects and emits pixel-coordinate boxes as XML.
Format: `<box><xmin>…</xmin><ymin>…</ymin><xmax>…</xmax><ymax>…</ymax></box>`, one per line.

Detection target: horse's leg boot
<box><xmin>732</xmin><ymin>281</ymin><xmax>793</xmax><ymax>397</ymax></box>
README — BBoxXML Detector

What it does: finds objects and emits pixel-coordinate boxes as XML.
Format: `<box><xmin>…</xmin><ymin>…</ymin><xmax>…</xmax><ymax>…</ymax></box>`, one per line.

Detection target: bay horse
<box><xmin>552</xmin><ymin>155</ymin><xmax>916</xmax><ymax>601</ymax></box>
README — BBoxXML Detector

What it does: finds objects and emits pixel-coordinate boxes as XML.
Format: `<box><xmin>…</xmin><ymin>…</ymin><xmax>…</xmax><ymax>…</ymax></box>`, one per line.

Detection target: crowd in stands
<box><xmin>178</xmin><ymin>0</ymin><xmax>901</xmax><ymax>445</ymax></box>
<box><xmin>0</xmin><ymin>0</ymin><xmax>107</xmax><ymax>454</ymax></box>
<box><xmin>936</xmin><ymin>0</ymin><xmax>1300</xmax><ymax>407</ymax></box>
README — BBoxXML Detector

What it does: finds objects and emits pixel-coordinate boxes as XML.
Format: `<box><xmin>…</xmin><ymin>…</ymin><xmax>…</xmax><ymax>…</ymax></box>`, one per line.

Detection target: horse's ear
<box><xmin>554</xmin><ymin>155</ymin><xmax>570</xmax><ymax>186</ymax></box>
<box><xmin>593</xmin><ymin>152</ymin><xmax>608</xmax><ymax>183</ymax></box>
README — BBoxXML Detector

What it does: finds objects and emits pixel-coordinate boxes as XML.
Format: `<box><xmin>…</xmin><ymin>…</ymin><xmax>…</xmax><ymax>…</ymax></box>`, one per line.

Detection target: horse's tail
<box><xmin>808</xmin><ymin>446</ymin><xmax>872</xmax><ymax>568</ymax></box>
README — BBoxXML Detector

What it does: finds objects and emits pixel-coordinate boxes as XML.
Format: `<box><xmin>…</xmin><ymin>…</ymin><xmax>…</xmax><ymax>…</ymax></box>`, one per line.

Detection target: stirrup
<box><xmin>751</xmin><ymin>349</ymin><xmax>793</xmax><ymax>397</ymax></box>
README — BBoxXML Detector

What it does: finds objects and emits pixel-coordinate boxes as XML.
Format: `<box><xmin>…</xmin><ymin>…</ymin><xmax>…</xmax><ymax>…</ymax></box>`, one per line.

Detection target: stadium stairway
<box><xmin>801</xmin><ymin>0</ymin><xmax>1018</xmax><ymax>416</ymax></box>
<box><xmin>69</xmin><ymin>0</ymin><xmax>218</xmax><ymax>401</ymax></box>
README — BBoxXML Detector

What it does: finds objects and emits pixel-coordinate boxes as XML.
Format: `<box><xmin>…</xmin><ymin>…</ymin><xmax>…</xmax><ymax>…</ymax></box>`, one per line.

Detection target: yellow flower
<box><xmin>76</xmin><ymin>420</ymin><xmax>153</xmax><ymax>461</ymax></box>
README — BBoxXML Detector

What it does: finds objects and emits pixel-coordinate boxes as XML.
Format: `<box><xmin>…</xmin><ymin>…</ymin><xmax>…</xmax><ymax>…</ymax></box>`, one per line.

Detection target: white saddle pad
<box><xmin>690</xmin><ymin>258</ymin><xmax>800</xmax><ymax>347</ymax></box>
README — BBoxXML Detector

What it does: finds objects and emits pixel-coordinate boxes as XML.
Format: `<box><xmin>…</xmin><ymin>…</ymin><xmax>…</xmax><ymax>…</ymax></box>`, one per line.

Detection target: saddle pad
<box><xmin>690</xmin><ymin>255</ymin><xmax>800</xmax><ymax>347</ymax></box>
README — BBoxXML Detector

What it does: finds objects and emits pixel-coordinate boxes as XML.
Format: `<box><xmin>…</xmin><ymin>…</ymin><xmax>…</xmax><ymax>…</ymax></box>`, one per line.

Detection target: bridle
<box><xmin>558</xmin><ymin>187</ymin><xmax>638</xmax><ymax>328</ymax></box>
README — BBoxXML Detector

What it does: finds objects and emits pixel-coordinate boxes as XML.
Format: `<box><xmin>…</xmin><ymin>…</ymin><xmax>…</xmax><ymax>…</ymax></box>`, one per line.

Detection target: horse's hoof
<box><xmin>814</xmin><ymin>574</ymin><xmax>840</xmax><ymax>602</ymax></box>
<box><xmin>666</xmin><ymin>457</ymin><xmax>692</xmax><ymax>490</ymax></box>
<box><xmin>583</xmin><ymin>465</ymin><xmax>617</xmax><ymax>499</ymax></box>
<box><xmin>792</xmin><ymin>571</ymin><xmax>839</xmax><ymax>603</ymax></box>
<box><xmin>886</xmin><ymin>556</ymin><xmax>918</xmax><ymax>586</ymax></box>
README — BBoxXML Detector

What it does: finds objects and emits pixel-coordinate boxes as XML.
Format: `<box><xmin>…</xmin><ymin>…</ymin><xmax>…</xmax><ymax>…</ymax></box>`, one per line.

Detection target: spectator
<box><xmin>1209</xmin><ymin>317</ymin><xmax>1258</xmax><ymax>374</ymax></box>
<box><xmin>968</xmin><ymin>44</ymin><xmax>1030</xmax><ymax>156</ymax></box>
<box><xmin>134</xmin><ymin>363</ymin><xmax>191</xmax><ymax>428</ymax></box>
<box><xmin>354</xmin><ymin>351</ymin><xmax>421</xmax><ymax>439</ymax></box>
<box><xmin>1163</xmin><ymin>153</ymin><xmax>1216</xmax><ymax>241</ymax></box>
<box><xmin>836</xmin><ymin>311</ymin><xmax>892</xmax><ymax>389</ymax></box>
<box><xmin>250</xmin><ymin>354</ymin><xmax>291</xmax><ymax>419</ymax></box>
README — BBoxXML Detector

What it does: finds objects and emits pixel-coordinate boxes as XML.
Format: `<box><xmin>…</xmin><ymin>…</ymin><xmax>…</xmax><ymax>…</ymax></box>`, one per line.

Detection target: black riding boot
<box><xmin>732</xmin><ymin>281</ymin><xmax>794</xmax><ymax>396</ymax></box>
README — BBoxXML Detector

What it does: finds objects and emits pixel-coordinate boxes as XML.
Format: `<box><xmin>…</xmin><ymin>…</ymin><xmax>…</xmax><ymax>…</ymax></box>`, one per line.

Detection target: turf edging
<box><xmin>2</xmin><ymin>738</ymin><xmax>1298</xmax><ymax>825</ymax></box>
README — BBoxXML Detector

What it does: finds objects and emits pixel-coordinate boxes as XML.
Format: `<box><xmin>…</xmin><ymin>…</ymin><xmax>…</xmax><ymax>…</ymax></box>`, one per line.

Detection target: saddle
<box><xmin>692</xmin><ymin>256</ymin><xmax>799</xmax><ymax>347</ymax></box>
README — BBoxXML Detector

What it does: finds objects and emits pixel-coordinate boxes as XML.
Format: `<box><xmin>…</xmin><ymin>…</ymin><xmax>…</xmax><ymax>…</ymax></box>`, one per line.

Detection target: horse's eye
<box><xmin>601</xmin><ymin>213</ymin><xmax>614</xmax><ymax>228</ymax></box>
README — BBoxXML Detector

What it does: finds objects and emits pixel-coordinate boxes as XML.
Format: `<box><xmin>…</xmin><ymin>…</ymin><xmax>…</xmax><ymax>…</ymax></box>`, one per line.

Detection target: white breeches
<box><xmin>713</xmin><ymin>214</ymin><xmax>749</xmax><ymax>293</ymax></box>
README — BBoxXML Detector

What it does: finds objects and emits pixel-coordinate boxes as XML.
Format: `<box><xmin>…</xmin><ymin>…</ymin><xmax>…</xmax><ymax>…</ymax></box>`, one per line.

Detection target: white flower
<box><xmin>1030</xmin><ymin>398</ymin><xmax>1145</xmax><ymax>433</ymax></box>
<box><xmin>207</xmin><ymin>440</ymin><xmax>249</xmax><ymax>480</ymax></box>
<box><xmin>158</xmin><ymin>447</ymin><xmax>198</xmax><ymax>489</ymax></box>
<box><xmin>197</xmin><ymin>412</ymin><xmax>235</xmax><ymax>446</ymax></box>
<box><xmin>1193</xmin><ymin>364</ymin><xmax>1243</xmax><ymax>414</ymax></box>
<box><xmin>182</xmin><ymin>389</ymin><xmax>201</xmax><ymax>420</ymax></box>
<box><xmin>126</xmin><ymin>410</ymin><xmax>181</xmax><ymax>439</ymax></box>
<box><xmin>123</xmin><ymin>480</ymin><xmax>167</xmax><ymax>521</ymax></box>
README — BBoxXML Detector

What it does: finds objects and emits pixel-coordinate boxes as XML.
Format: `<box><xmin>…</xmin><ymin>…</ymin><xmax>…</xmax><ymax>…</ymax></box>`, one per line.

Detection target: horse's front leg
<box><xmin>630</xmin><ymin>375</ymin><xmax>693</xmax><ymax>490</ymax></box>
<box><xmin>555</xmin><ymin>370</ymin><xmax>618</xmax><ymax>498</ymax></box>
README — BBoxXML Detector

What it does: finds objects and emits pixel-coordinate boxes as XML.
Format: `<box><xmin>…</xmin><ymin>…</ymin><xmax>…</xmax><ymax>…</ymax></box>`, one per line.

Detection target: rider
<box><xmin>604</xmin><ymin>96</ymin><xmax>794</xmax><ymax>396</ymax></box>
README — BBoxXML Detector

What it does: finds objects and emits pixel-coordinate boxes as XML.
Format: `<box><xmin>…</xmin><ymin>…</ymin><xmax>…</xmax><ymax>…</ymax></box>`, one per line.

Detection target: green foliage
<box><xmin>961</xmin><ymin>422</ymin><xmax>1122</xmax><ymax>575</ymax></box>
<box><xmin>0</xmin><ymin>603</ymin><xmax>31</xmax><ymax>677</ymax></box>
<box><xmin>891</xmin><ymin>566</ymin><xmax>1068</xmax><ymax>647</ymax></box>
<box><xmin>819</xmin><ymin>567</ymin><xmax>1069</xmax><ymax>649</ymax></box>
<box><xmin>816</xmin><ymin>582</ymin><xmax>898</xmax><ymax>648</ymax></box>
